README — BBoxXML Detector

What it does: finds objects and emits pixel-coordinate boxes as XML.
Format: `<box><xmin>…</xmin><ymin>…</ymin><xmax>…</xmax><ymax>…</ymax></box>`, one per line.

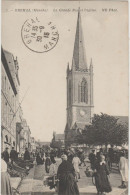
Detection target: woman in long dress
<box><xmin>72</xmin><ymin>153</ymin><xmax>81</xmax><ymax>180</ymax></box>
<box><xmin>36</xmin><ymin>153</ymin><xmax>44</xmax><ymax>165</ymax></box>
<box><xmin>119</xmin><ymin>152</ymin><xmax>128</xmax><ymax>188</ymax></box>
<box><xmin>57</xmin><ymin>154</ymin><xmax>79</xmax><ymax>195</ymax></box>
<box><xmin>45</xmin><ymin>154</ymin><xmax>51</xmax><ymax>173</ymax></box>
<box><xmin>1</xmin><ymin>158</ymin><xmax>12</xmax><ymax>195</ymax></box>
<box><xmin>94</xmin><ymin>155</ymin><xmax>112</xmax><ymax>195</ymax></box>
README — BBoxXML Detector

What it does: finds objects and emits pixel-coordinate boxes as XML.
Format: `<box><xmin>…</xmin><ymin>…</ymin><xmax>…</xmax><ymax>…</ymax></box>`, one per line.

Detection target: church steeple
<box><xmin>73</xmin><ymin>9</ymin><xmax>87</xmax><ymax>71</ymax></box>
<box><xmin>65</xmin><ymin>8</ymin><xmax>94</xmax><ymax>146</ymax></box>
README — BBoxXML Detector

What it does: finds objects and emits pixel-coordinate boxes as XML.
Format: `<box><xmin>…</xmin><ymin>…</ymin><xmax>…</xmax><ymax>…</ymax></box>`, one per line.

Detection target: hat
<box><xmin>61</xmin><ymin>154</ymin><xmax>67</xmax><ymax>160</ymax></box>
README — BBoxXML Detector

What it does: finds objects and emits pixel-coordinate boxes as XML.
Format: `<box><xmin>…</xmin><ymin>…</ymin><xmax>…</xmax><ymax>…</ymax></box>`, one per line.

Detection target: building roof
<box><xmin>72</xmin><ymin>9</ymin><xmax>87</xmax><ymax>70</ymax></box>
<box><xmin>114</xmin><ymin>116</ymin><xmax>128</xmax><ymax>125</ymax></box>
<box><xmin>55</xmin><ymin>134</ymin><xmax>65</xmax><ymax>140</ymax></box>
<box><xmin>1</xmin><ymin>48</ymin><xmax>17</xmax><ymax>95</ymax></box>
<box><xmin>4</xmin><ymin>50</ymin><xmax>20</xmax><ymax>85</ymax></box>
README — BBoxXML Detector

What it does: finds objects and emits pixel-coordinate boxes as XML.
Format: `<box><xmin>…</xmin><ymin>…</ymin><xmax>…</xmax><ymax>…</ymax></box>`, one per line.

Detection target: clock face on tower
<box><xmin>79</xmin><ymin>109</ymin><xmax>86</xmax><ymax>117</ymax></box>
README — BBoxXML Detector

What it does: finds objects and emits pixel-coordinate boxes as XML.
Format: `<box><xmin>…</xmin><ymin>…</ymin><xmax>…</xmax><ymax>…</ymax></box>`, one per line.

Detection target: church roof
<box><xmin>55</xmin><ymin>134</ymin><xmax>65</xmax><ymax>140</ymax></box>
<box><xmin>114</xmin><ymin>116</ymin><xmax>128</xmax><ymax>125</ymax></box>
<box><xmin>73</xmin><ymin>10</ymin><xmax>87</xmax><ymax>71</ymax></box>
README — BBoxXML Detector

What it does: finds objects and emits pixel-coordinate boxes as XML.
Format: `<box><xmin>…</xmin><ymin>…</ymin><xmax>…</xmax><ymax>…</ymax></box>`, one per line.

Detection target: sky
<box><xmin>2</xmin><ymin>1</ymin><xmax>128</xmax><ymax>141</ymax></box>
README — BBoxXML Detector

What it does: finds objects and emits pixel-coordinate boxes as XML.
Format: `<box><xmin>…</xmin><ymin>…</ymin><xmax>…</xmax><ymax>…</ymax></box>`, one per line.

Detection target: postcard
<box><xmin>1</xmin><ymin>1</ymin><xmax>128</xmax><ymax>194</ymax></box>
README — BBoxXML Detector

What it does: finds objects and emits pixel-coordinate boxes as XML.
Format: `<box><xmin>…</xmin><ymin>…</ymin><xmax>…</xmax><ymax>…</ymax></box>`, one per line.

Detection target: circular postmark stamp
<box><xmin>21</xmin><ymin>17</ymin><xmax>59</xmax><ymax>53</ymax></box>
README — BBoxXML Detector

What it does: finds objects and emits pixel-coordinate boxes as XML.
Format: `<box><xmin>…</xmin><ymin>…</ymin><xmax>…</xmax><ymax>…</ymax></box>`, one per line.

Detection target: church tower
<box><xmin>65</xmin><ymin>10</ymin><xmax>94</xmax><ymax>145</ymax></box>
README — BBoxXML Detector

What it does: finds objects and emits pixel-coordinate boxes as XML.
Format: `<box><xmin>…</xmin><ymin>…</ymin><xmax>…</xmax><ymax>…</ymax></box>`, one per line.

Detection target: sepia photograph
<box><xmin>1</xmin><ymin>1</ymin><xmax>129</xmax><ymax>195</ymax></box>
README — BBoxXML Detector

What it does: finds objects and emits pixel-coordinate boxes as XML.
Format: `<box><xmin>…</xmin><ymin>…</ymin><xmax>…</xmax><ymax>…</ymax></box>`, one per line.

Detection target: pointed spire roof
<box><xmin>73</xmin><ymin>9</ymin><xmax>87</xmax><ymax>70</ymax></box>
<box><xmin>90</xmin><ymin>58</ymin><xmax>93</xmax><ymax>72</ymax></box>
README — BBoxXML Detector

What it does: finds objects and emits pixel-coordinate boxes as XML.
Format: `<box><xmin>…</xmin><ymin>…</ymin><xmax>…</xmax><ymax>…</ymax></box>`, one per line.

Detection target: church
<box><xmin>64</xmin><ymin>10</ymin><xmax>94</xmax><ymax>146</ymax></box>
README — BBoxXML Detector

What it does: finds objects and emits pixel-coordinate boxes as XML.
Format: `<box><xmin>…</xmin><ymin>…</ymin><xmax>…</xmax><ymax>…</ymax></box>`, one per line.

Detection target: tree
<box><xmin>90</xmin><ymin>113</ymin><xmax>119</xmax><ymax>146</ymax></box>
<box><xmin>74</xmin><ymin>133</ymin><xmax>85</xmax><ymax>145</ymax></box>
<box><xmin>112</xmin><ymin>123</ymin><xmax>128</xmax><ymax>146</ymax></box>
<box><xmin>82</xmin><ymin>113</ymin><xmax>128</xmax><ymax>147</ymax></box>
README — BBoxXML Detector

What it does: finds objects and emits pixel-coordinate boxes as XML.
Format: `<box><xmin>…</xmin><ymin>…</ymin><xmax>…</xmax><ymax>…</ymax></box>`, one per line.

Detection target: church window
<box><xmin>80</xmin><ymin>78</ymin><xmax>88</xmax><ymax>103</ymax></box>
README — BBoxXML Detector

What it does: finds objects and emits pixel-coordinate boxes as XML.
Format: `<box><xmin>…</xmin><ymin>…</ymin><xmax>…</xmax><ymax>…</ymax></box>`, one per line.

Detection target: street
<box><xmin>18</xmin><ymin>159</ymin><xmax>127</xmax><ymax>195</ymax></box>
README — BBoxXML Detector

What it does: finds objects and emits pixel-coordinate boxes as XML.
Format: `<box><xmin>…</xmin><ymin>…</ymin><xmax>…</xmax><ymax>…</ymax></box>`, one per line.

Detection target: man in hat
<box><xmin>2</xmin><ymin>147</ymin><xmax>9</xmax><ymax>163</ymax></box>
<box><xmin>89</xmin><ymin>149</ymin><xmax>96</xmax><ymax>170</ymax></box>
<box><xmin>10</xmin><ymin>147</ymin><xmax>17</xmax><ymax>164</ymax></box>
<box><xmin>24</xmin><ymin>148</ymin><xmax>30</xmax><ymax>161</ymax></box>
<box><xmin>108</xmin><ymin>145</ymin><xmax>114</xmax><ymax>170</ymax></box>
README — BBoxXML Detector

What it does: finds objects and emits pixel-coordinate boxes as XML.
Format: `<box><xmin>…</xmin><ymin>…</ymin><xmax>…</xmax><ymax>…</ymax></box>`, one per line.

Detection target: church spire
<box><xmin>72</xmin><ymin>9</ymin><xmax>87</xmax><ymax>70</ymax></box>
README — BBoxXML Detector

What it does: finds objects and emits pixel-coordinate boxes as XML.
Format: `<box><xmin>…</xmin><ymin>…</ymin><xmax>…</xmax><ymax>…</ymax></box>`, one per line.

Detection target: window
<box><xmin>79</xmin><ymin>78</ymin><xmax>88</xmax><ymax>103</ymax></box>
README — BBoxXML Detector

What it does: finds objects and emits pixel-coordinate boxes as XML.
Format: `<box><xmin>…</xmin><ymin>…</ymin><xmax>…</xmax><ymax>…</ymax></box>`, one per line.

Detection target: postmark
<box><xmin>21</xmin><ymin>17</ymin><xmax>59</xmax><ymax>53</ymax></box>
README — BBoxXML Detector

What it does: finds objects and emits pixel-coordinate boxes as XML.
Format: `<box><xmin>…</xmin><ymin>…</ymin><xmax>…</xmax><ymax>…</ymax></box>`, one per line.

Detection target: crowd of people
<box><xmin>40</xmin><ymin>147</ymin><xmax>128</xmax><ymax>195</ymax></box>
<box><xmin>33</xmin><ymin>148</ymin><xmax>85</xmax><ymax>195</ymax></box>
<box><xmin>1</xmin><ymin>146</ymin><xmax>128</xmax><ymax>195</ymax></box>
<box><xmin>2</xmin><ymin>147</ymin><xmax>18</xmax><ymax>164</ymax></box>
<box><xmin>34</xmin><ymin>147</ymin><xmax>112</xmax><ymax>195</ymax></box>
<box><xmin>1</xmin><ymin>146</ymin><xmax>32</xmax><ymax>195</ymax></box>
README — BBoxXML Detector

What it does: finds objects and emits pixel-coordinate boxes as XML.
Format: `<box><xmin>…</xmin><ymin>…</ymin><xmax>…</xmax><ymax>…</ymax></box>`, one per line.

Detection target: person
<box><xmin>10</xmin><ymin>147</ymin><xmax>17</xmax><ymax>164</ymax></box>
<box><xmin>77</xmin><ymin>149</ymin><xmax>82</xmax><ymax>161</ymax></box>
<box><xmin>48</xmin><ymin>157</ymin><xmax>57</xmax><ymax>190</ymax></box>
<box><xmin>80</xmin><ymin>151</ymin><xmax>86</xmax><ymax>167</ymax></box>
<box><xmin>108</xmin><ymin>146</ymin><xmax>114</xmax><ymax>170</ymax></box>
<box><xmin>94</xmin><ymin>155</ymin><xmax>112</xmax><ymax>195</ymax></box>
<box><xmin>1</xmin><ymin>157</ymin><xmax>12</xmax><ymax>195</ymax></box>
<box><xmin>49</xmin><ymin>157</ymin><xmax>57</xmax><ymax>176</ymax></box>
<box><xmin>67</xmin><ymin>150</ymin><xmax>74</xmax><ymax>163</ymax></box>
<box><xmin>45</xmin><ymin>154</ymin><xmax>51</xmax><ymax>173</ymax></box>
<box><xmin>72</xmin><ymin>153</ymin><xmax>81</xmax><ymax>180</ymax></box>
<box><xmin>2</xmin><ymin>147</ymin><xmax>9</xmax><ymax>163</ymax></box>
<box><xmin>96</xmin><ymin>148</ymin><xmax>104</xmax><ymax>164</ymax></box>
<box><xmin>89</xmin><ymin>150</ymin><xmax>96</xmax><ymax>170</ymax></box>
<box><xmin>118</xmin><ymin>152</ymin><xmax>128</xmax><ymax>189</ymax></box>
<box><xmin>57</xmin><ymin>154</ymin><xmax>79</xmax><ymax>195</ymax></box>
<box><xmin>36</xmin><ymin>153</ymin><xmax>44</xmax><ymax>165</ymax></box>
<box><xmin>24</xmin><ymin>148</ymin><xmax>30</xmax><ymax>161</ymax></box>
<box><xmin>50</xmin><ymin>150</ymin><xmax>56</xmax><ymax>159</ymax></box>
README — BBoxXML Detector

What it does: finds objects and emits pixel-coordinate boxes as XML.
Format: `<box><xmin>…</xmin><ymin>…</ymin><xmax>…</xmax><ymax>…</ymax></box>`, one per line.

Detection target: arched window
<box><xmin>80</xmin><ymin>78</ymin><xmax>88</xmax><ymax>103</ymax></box>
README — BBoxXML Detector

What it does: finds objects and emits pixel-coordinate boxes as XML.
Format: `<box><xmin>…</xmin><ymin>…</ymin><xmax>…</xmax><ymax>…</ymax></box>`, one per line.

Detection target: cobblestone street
<box><xmin>18</xmin><ymin>160</ymin><xmax>127</xmax><ymax>195</ymax></box>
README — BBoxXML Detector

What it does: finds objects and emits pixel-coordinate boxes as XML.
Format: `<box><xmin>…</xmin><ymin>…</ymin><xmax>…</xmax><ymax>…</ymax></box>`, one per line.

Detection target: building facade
<box><xmin>1</xmin><ymin>47</ymin><xmax>33</xmax><ymax>155</ymax></box>
<box><xmin>1</xmin><ymin>48</ymin><xmax>20</xmax><ymax>152</ymax></box>
<box><xmin>16</xmin><ymin>105</ymin><xmax>24</xmax><ymax>153</ymax></box>
<box><xmin>65</xmin><ymin>11</ymin><xmax>94</xmax><ymax>146</ymax></box>
<box><xmin>30</xmin><ymin>137</ymin><xmax>36</xmax><ymax>152</ymax></box>
<box><xmin>53</xmin><ymin>132</ymin><xmax>65</xmax><ymax>144</ymax></box>
<box><xmin>22</xmin><ymin>119</ymin><xmax>31</xmax><ymax>151</ymax></box>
